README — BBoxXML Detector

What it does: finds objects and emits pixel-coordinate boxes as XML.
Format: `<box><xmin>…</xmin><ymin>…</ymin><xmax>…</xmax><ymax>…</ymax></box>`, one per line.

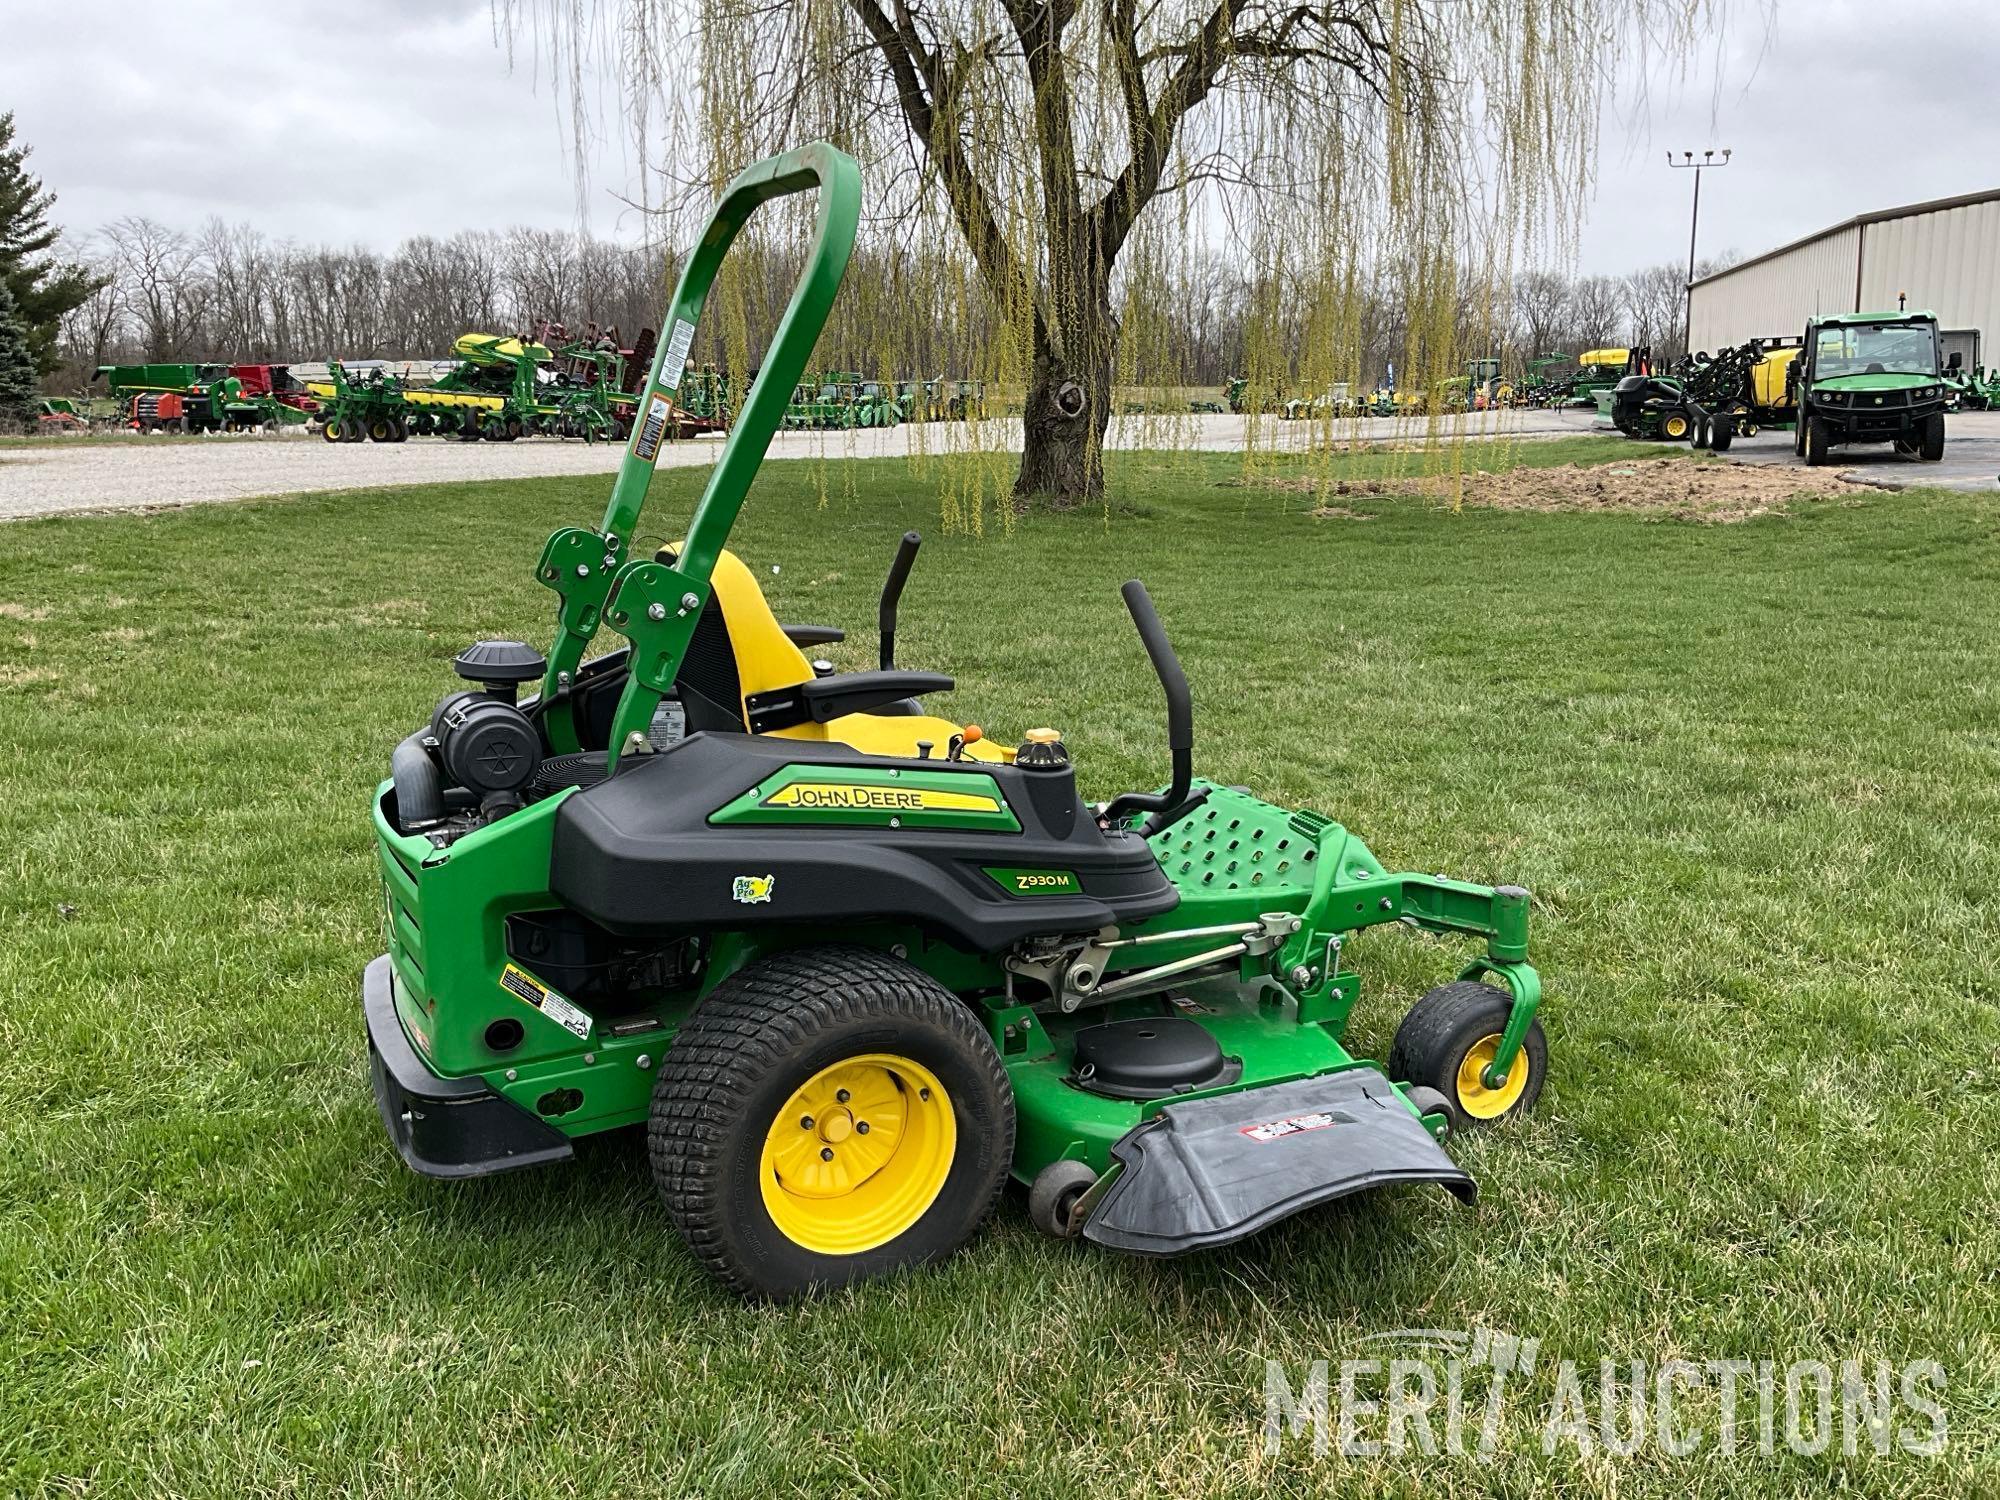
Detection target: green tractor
<box><xmin>1792</xmin><ymin>311</ymin><xmax>1948</xmax><ymax>466</ymax></box>
<box><xmin>363</xmin><ymin>145</ymin><xmax>1547</xmax><ymax>1300</ymax></box>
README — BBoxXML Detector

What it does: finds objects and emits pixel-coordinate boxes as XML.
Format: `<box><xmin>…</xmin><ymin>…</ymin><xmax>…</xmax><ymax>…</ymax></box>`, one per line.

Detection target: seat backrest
<box><xmin>658</xmin><ymin>545</ymin><xmax>817</xmax><ymax>730</ymax></box>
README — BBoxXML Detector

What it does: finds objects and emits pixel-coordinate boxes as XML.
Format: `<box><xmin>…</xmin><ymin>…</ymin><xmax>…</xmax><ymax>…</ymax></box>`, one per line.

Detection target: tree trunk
<box><xmin>1014</xmin><ymin>296</ymin><xmax>1115</xmax><ymax>509</ymax></box>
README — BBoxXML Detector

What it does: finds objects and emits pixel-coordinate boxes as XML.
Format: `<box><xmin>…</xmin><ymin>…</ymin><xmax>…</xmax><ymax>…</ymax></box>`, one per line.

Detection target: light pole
<box><xmin>1668</xmin><ymin>148</ymin><xmax>1731</xmax><ymax>356</ymax></box>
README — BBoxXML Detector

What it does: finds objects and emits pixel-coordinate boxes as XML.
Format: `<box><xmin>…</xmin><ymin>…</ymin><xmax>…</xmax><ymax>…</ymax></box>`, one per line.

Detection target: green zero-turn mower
<box><xmin>363</xmin><ymin>144</ymin><xmax>1548</xmax><ymax>1299</ymax></box>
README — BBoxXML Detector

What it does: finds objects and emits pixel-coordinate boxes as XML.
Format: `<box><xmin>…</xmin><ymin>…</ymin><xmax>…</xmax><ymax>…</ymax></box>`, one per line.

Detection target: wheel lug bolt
<box><xmin>800</xmin><ymin>1115</ymin><xmax>814</xmax><ymax>1129</ymax></box>
<box><xmin>856</xmin><ymin>1121</ymin><xmax>870</xmax><ymax>1134</ymax></box>
<box><xmin>836</xmin><ymin>1089</ymin><xmax>850</xmax><ymax>1103</ymax></box>
<box><xmin>820</xmin><ymin>1147</ymin><xmax>834</xmax><ymax>1161</ymax></box>
<box><xmin>919</xmin><ymin>1088</ymin><xmax>931</xmax><ymax>1101</ymax></box>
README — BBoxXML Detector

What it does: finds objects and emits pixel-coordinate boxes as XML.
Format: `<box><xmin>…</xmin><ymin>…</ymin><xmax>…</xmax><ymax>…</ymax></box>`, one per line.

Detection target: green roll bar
<box><xmin>532</xmin><ymin>142</ymin><xmax>862</xmax><ymax>762</ymax></box>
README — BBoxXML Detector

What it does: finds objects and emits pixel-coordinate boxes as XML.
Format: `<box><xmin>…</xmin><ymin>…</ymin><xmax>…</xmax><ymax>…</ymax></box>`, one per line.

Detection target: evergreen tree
<box><xmin>0</xmin><ymin>281</ymin><xmax>40</xmax><ymax>427</ymax></box>
<box><xmin>0</xmin><ymin>112</ymin><xmax>102</xmax><ymax>374</ymax></box>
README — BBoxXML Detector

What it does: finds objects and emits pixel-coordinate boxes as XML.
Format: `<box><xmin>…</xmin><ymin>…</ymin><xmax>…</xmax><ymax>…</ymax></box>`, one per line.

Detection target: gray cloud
<box><xmin>9</xmin><ymin>0</ymin><xmax>1997</xmax><ymax>274</ymax></box>
<box><xmin>1579</xmin><ymin>0</ymin><xmax>2000</xmax><ymax>272</ymax></box>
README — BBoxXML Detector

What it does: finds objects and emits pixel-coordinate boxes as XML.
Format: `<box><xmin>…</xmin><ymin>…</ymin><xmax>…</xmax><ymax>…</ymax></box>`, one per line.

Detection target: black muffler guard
<box><xmin>1082</xmin><ymin>1069</ymin><xmax>1477</xmax><ymax>1256</ymax></box>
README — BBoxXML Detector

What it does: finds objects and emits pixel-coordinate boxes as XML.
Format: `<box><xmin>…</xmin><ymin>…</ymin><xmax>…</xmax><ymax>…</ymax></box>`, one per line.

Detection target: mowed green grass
<box><xmin>2</xmin><ymin>437</ymin><xmax>1997</xmax><ymax>1496</ymax></box>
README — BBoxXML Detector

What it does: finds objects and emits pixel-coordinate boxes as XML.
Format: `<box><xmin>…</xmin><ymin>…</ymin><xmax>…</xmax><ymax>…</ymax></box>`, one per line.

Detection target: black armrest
<box><xmin>782</xmin><ymin>623</ymin><xmax>845</xmax><ymax>647</ymax></box>
<box><xmin>745</xmin><ymin>669</ymin><xmax>953</xmax><ymax>732</ymax></box>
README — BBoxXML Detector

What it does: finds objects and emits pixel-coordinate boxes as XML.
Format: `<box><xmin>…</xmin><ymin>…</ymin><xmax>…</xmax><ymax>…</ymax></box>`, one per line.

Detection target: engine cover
<box><xmin>549</xmin><ymin>732</ymin><xmax>1179</xmax><ymax>952</ymax></box>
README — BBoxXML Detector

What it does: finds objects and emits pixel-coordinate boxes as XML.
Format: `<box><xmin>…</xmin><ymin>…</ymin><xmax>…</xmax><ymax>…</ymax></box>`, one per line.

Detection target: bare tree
<box><xmin>54</xmin><ymin>239</ymin><xmax>122</xmax><ymax>383</ymax></box>
<box><xmin>1624</xmin><ymin>261</ymin><xmax>1687</xmax><ymax>361</ymax></box>
<box><xmin>200</xmin><ymin>219</ymin><xmax>281</xmax><ymax>360</ymax></box>
<box><xmin>105</xmin><ymin>217</ymin><xmax>208</xmax><ymax>361</ymax></box>
<box><xmin>1567</xmin><ymin>275</ymin><xmax>1625</xmax><ymax>353</ymax></box>
<box><xmin>1511</xmin><ymin>270</ymin><xmax>1574</xmax><ymax>360</ymax></box>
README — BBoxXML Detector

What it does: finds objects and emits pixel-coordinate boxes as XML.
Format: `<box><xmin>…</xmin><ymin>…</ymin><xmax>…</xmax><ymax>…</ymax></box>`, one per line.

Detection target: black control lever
<box><xmin>879</xmin><ymin>530</ymin><xmax>921</xmax><ymax>671</ymax></box>
<box><xmin>1100</xmin><ymin>580</ymin><xmax>1200</xmax><ymax>837</ymax></box>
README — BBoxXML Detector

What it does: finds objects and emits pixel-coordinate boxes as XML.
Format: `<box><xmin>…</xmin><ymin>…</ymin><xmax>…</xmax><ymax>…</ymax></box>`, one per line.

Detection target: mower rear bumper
<box><xmin>1082</xmin><ymin>1070</ymin><xmax>1475</xmax><ymax>1256</ymax></box>
<box><xmin>363</xmin><ymin>955</ymin><xmax>575</xmax><ymax>1180</ymax></box>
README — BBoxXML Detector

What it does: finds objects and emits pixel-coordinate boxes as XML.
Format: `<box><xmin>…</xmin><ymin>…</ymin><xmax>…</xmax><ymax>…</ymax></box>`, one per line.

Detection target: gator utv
<box><xmin>362</xmin><ymin>145</ymin><xmax>1548</xmax><ymax>1300</ymax></box>
<box><xmin>1792</xmin><ymin>311</ymin><xmax>1948</xmax><ymax>466</ymax></box>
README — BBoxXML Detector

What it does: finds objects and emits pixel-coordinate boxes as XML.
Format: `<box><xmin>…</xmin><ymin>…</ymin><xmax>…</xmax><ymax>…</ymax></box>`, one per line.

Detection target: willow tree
<box><xmin>502</xmin><ymin>0</ymin><xmax>1712</xmax><ymax>506</ymax></box>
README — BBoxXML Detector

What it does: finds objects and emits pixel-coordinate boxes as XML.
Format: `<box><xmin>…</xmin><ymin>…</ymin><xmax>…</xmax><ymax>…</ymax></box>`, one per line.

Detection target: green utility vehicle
<box><xmin>1793</xmin><ymin>311</ymin><xmax>1949</xmax><ymax>465</ymax></box>
<box><xmin>362</xmin><ymin>145</ymin><xmax>1548</xmax><ymax>1300</ymax></box>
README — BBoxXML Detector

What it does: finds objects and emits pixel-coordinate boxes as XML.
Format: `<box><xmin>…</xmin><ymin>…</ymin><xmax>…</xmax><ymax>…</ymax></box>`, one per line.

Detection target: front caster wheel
<box><xmin>1389</xmin><ymin>981</ymin><xmax>1546</xmax><ymax>1132</ymax></box>
<box><xmin>649</xmin><ymin>945</ymin><xmax>1013</xmax><ymax>1300</ymax></box>
<box><xmin>1402</xmin><ymin>1085</ymin><xmax>1454</xmax><ymax>1137</ymax></box>
<box><xmin>1027</xmin><ymin>1159</ymin><xmax>1099</xmax><ymax>1239</ymax></box>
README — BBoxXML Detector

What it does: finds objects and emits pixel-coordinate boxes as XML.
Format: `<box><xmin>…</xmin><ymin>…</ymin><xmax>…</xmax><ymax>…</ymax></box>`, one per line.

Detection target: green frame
<box><xmin>533</xmin><ymin>144</ymin><xmax>862</xmax><ymax>767</ymax></box>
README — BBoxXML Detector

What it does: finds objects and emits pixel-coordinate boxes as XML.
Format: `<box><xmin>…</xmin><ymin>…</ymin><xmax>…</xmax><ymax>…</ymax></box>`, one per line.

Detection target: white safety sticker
<box><xmin>500</xmin><ymin>963</ymin><xmax>594</xmax><ymax>1040</ymax></box>
<box><xmin>538</xmin><ymin>990</ymin><xmax>594</xmax><ymax>1041</ymax></box>
<box><xmin>1239</xmin><ymin>1109</ymin><xmax>1352</xmax><ymax>1142</ymax></box>
<box><xmin>657</xmin><ymin>317</ymin><xmax>697</xmax><ymax>392</ymax></box>
<box><xmin>633</xmin><ymin>394</ymin><xmax>672</xmax><ymax>463</ymax></box>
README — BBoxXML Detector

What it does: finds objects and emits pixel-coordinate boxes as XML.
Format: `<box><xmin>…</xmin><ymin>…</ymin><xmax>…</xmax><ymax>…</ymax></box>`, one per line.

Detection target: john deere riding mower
<box><xmin>1791</xmin><ymin>311</ymin><xmax>1948</xmax><ymax>466</ymax></box>
<box><xmin>363</xmin><ymin>145</ymin><xmax>1547</xmax><ymax>1299</ymax></box>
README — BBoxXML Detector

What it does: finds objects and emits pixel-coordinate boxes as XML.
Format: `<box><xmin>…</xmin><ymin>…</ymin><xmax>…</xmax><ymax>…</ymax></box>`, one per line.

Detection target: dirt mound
<box><xmin>1299</xmin><ymin>457</ymin><xmax>1868</xmax><ymax>523</ymax></box>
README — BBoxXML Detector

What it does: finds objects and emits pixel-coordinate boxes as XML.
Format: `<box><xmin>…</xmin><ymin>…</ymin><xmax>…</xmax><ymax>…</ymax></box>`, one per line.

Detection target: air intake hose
<box><xmin>391</xmin><ymin>732</ymin><xmax>444</xmax><ymax>830</ymax></box>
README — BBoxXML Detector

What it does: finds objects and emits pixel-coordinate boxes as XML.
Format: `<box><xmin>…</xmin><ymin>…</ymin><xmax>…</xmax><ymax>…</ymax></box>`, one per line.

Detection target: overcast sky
<box><xmin>6</xmin><ymin>0</ymin><xmax>1998</xmax><ymax>275</ymax></box>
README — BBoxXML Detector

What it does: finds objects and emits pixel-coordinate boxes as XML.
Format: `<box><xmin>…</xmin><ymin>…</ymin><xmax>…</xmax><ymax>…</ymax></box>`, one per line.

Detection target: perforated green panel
<box><xmin>1149</xmin><ymin>782</ymin><xmax>1322</xmax><ymax>895</ymax></box>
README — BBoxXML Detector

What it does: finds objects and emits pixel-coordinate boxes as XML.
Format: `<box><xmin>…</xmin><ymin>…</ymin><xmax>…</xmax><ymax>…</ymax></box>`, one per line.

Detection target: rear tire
<box><xmin>1389</xmin><ymin>981</ymin><xmax>1546</xmax><ymax>1133</ymax></box>
<box><xmin>650</xmin><ymin>946</ymin><xmax>1013</xmax><ymax>1300</ymax></box>
<box><xmin>1661</xmin><ymin>409</ymin><xmax>1691</xmax><ymax>442</ymax></box>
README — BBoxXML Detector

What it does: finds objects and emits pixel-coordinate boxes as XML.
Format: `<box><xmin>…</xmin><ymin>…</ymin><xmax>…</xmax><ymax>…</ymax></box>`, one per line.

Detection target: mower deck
<box><xmin>1085</xmin><ymin>1069</ymin><xmax>1475</xmax><ymax>1255</ymax></box>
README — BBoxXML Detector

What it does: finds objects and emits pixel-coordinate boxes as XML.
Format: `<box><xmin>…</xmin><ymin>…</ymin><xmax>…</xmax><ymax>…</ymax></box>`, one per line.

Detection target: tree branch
<box><xmin>845</xmin><ymin>0</ymin><xmax>1036</xmax><ymax>321</ymax></box>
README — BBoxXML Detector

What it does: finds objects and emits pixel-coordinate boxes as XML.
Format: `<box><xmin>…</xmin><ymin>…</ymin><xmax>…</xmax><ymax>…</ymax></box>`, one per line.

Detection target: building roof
<box><xmin>1690</xmin><ymin>187</ymin><xmax>2000</xmax><ymax>289</ymax></box>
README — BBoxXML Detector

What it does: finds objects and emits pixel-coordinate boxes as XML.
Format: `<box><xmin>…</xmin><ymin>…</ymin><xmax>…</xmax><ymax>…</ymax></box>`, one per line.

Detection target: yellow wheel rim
<box><xmin>759</xmin><ymin>1053</ymin><xmax>955</xmax><ymax>1255</ymax></box>
<box><xmin>1664</xmin><ymin>414</ymin><xmax>1690</xmax><ymax>438</ymax></box>
<box><xmin>1454</xmin><ymin>1033</ymin><xmax>1529</xmax><ymax>1120</ymax></box>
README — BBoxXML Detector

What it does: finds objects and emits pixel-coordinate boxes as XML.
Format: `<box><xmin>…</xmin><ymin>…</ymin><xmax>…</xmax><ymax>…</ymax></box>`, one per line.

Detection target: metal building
<box><xmin>1688</xmin><ymin>188</ymin><xmax>2000</xmax><ymax>367</ymax></box>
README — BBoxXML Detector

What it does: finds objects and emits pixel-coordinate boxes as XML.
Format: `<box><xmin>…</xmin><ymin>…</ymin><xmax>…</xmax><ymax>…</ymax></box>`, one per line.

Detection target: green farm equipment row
<box><xmin>94</xmin><ymin>362</ymin><xmax>317</xmax><ymax>433</ymax></box>
<box><xmin>777</xmin><ymin>375</ymin><xmax>986</xmax><ymax>429</ymax></box>
<box><xmin>312</xmin><ymin>333</ymin><xmax>642</xmax><ymax>444</ymax></box>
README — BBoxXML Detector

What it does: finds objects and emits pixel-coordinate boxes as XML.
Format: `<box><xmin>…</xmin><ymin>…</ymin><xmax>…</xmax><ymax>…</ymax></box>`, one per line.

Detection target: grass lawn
<box><xmin>1</xmin><ymin>437</ymin><xmax>1995</xmax><ymax>1495</ymax></box>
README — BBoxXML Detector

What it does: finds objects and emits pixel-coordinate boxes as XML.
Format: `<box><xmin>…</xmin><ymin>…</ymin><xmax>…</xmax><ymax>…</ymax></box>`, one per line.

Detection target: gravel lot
<box><xmin>0</xmin><ymin>407</ymin><xmax>1602</xmax><ymax>520</ymax></box>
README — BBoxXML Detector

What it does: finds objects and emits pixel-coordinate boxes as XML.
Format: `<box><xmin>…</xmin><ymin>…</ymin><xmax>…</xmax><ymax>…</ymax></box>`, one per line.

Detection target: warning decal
<box><xmin>1239</xmin><ymin>1109</ymin><xmax>1353</xmax><ymax>1143</ymax></box>
<box><xmin>657</xmin><ymin>318</ymin><xmax>697</xmax><ymax>392</ymax></box>
<box><xmin>633</xmin><ymin>394</ymin><xmax>672</xmax><ymax>463</ymax></box>
<box><xmin>500</xmin><ymin>963</ymin><xmax>593</xmax><ymax>1040</ymax></box>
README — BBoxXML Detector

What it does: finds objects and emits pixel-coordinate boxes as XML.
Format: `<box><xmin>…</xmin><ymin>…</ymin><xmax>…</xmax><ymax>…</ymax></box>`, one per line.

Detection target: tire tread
<box><xmin>647</xmin><ymin>945</ymin><xmax>1011</xmax><ymax>1298</ymax></box>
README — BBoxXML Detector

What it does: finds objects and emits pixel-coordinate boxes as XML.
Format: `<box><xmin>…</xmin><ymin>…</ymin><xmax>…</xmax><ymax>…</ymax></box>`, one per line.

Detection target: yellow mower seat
<box><xmin>679</xmin><ymin>547</ymin><xmax>1010</xmax><ymax>764</ymax></box>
